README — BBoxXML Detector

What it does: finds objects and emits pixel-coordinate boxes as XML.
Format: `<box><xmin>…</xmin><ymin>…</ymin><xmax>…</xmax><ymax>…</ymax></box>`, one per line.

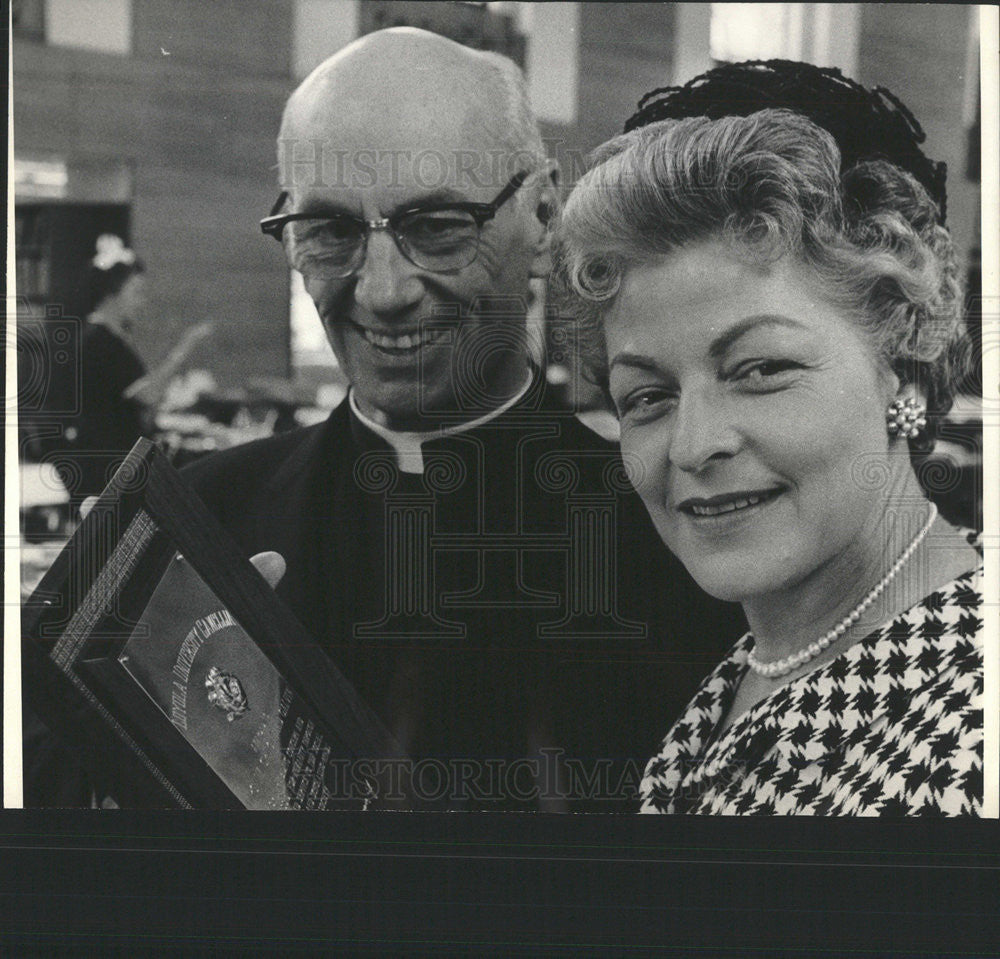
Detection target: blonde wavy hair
<box><xmin>555</xmin><ymin>110</ymin><xmax>968</xmax><ymax>443</ymax></box>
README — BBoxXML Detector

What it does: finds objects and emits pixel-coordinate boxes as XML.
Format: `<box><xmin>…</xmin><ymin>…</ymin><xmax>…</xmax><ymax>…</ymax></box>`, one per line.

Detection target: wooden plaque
<box><xmin>22</xmin><ymin>439</ymin><xmax>403</xmax><ymax>809</ymax></box>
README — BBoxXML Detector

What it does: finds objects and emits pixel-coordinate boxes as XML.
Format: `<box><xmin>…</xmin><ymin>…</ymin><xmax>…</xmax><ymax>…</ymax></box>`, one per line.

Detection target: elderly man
<box><xmin>27</xmin><ymin>28</ymin><xmax>741</xmax><ymax>810</ymax></box>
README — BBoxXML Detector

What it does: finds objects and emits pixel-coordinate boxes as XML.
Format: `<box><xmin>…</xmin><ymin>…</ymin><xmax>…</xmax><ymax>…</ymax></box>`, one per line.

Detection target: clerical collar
<box><xmin>348</xmin><ymin>372</ymin><xmax>534</xmax><ymax>474</ymax></box>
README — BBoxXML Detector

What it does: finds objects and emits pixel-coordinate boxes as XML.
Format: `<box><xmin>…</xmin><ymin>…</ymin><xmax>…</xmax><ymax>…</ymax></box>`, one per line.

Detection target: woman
<box><xmin>62</xmin><ymin>234</ymin><xmax>209</xmax><ymax>502</ymax></box>
<box><xmin>556</xmin><ymin>70</ymin><xmax>982</xmax><ymax>815</ymax></box>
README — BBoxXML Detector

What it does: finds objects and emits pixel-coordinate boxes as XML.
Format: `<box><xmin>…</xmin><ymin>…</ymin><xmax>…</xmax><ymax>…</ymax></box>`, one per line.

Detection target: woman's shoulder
<box><xmin>875</xmin><ymin>546</ymin><xmax>984</xmax><ymax>674</ymax></box>
<box><xmin>909</xmin><ymin>561</ymin><xmax>981</xmax><ymax>620</ymax></box>
<box><xmin>82</xmin><ymin>323</ymin><xmax>144</xmax><ymax>374</ymax></box>
<box><xmin>911</xmin><ymin>522</ymin><xmax>982</xmax><ymax>608</ymax></box>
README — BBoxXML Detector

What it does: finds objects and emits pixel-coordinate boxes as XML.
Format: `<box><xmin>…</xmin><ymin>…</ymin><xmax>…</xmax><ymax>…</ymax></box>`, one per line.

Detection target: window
<box><xmin>709</xmin><ymin>4</ymin><xmax>858</xmax><ymax>76</ymax></box>
<box><xmin>15</xmin><ymin>208</ymin><xmax>52</xmax><ymax>304</ymax></box>
<box><xmin>710</xmin><ymin>3</ymin><xmax>798</xmax><ymax>63</ymax></box>
<box><xmin>46</xmin><ymin>0</ymin><xmax>132</xmax><ymax>56</ymax></box>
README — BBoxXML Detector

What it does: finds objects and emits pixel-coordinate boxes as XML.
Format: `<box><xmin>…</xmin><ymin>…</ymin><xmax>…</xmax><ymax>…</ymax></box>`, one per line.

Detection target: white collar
<box><xmin>348</xmin><ymin>372</ymin><xmax>534</xmax><ymax>474</ymax></box>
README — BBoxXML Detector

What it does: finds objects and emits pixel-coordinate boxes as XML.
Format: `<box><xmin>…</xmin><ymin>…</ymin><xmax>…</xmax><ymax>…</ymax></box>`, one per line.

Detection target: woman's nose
<box><xmin>666</xmin><ymin>390</ymin><xmax>740</xmax><ymax>473</ymax></box>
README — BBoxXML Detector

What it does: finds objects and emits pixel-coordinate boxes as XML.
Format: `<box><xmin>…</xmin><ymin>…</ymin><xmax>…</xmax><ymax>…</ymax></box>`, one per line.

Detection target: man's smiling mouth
<box><xmin>351</xmin><ymin>321</ymin><xmax>448</xmax><ymax>354</ymax></box>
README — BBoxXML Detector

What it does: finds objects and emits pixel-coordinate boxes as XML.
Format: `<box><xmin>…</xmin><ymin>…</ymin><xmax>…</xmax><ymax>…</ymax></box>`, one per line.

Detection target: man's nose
<box><xmin>666</xmin><ymin>388</ymin><xmax>740</xmax><ymax>473</ymax></box>
<box><xmin>351</xmin><ymin>229</ymin><xmax>425</xmax><ymax>316</ymax></box>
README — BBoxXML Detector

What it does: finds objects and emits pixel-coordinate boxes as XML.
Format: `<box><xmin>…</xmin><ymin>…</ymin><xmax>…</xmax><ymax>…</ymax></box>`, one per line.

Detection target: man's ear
<box><xmin>528</xmin><ymin>162</ymin><xmax>561</xmax><ymax>280</ymax></box>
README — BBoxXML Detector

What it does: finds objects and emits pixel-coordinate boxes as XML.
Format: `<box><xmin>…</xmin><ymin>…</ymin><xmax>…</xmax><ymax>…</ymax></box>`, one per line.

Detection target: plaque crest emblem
<box><xmin>205</xmin><ymin>666</ymin><xmax>249</xmax><ymax>721</ymax></box>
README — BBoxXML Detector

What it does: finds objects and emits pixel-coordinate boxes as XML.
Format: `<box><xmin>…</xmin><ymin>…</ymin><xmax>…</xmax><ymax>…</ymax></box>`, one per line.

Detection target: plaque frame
<box><xmin>22</xmin><ymin>438</ymin><xmax>402</xmax><ymax>809</ymax></box>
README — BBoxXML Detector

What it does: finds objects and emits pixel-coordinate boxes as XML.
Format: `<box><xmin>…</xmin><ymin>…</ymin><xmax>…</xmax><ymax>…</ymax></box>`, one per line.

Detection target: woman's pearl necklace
<box><xmin>747</xmin><ymin>502</ymin><xmax>938</xmax><ymax>679</ymax></box>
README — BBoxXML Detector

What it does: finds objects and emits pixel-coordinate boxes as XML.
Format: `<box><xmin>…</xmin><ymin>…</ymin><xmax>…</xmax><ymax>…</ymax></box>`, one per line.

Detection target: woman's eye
<box><xmin>617</xmin><ymin>388</ymin><xmax>675</xmax><ymax>419</ymax></box>
<box><xmin>732</xmin><ymin>359</ymin><xmax>801</xmax><ymax>386</ymax></box>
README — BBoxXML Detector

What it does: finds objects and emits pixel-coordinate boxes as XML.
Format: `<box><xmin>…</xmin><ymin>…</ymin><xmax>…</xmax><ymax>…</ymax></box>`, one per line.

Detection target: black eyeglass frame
<box><xmin>259</xmin><ymin>170</ymin><xmax>529</xmax><ymax>273</ymax></box>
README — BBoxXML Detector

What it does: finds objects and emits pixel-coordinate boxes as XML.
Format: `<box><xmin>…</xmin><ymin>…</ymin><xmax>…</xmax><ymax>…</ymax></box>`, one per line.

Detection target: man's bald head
<box><xmin>268</xmin><ymin>29</ymin><xmax>560</xmax><ymax>431</ymax></box>
<box><xmin>278</xmin><ymin>28</ymin><xmax>545</xmax><ymax>197</ymax></box>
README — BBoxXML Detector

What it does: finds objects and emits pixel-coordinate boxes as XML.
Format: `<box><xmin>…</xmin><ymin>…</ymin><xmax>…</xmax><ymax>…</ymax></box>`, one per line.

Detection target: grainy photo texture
<box><xmin>8</xmin><ymin>2</ymin><xmax>996</xmax><ymax>815</ymax></box>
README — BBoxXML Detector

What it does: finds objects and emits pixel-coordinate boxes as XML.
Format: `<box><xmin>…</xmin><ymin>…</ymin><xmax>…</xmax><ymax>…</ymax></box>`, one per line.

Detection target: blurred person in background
<box><xmin>57</xmin><ymin>234</ymin><xmax>210</xmax><ymax>503</ymax></box>
<box><xmin>557</xmin><ymin>62</ymin><xmax>982</xmax><ymax>815</ymax></box>
<box><xmin>22</xmin><ymin>236</ymin><xmax>210</xmax><ymax>807</ymax></box>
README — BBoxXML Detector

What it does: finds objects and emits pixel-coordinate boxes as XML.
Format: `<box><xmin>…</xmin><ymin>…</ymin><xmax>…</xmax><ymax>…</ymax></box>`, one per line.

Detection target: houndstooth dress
<box><xmin>638</xmin><ymin>564</ymin><xmax>984</xmax><ymax>816</ymax></box>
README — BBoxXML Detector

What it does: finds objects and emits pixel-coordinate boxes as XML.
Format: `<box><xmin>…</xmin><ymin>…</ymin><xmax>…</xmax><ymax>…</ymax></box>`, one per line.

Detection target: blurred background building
<box><xmin>14</xmin><ymin>1</ymin><xmax>986</xmax><ymax>555</ymax></box>
<box><xmin>14</xmin><ymin>2</ymin><xmax>983</xmax><ymax>382</ymax></box>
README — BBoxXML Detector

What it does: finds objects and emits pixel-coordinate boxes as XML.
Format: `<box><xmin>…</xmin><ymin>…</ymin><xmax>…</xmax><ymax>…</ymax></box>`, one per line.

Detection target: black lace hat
<box><xmin>624</xmin><ymin>59</ymin><xmax>948</xmax><ymax>224</ymax></box>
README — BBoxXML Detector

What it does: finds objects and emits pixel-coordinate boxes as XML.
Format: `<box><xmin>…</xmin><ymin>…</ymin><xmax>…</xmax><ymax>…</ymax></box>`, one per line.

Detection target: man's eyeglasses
<box><xmin>260</xmin><ymin>171</ymin><xmax>529</xmax><ymax>278</ymax></box>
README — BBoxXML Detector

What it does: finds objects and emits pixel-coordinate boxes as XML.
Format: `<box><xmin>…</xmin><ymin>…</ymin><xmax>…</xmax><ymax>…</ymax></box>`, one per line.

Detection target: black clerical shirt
<box><xmin>23</xmin><ymin>376</ymin><xmax>744</xmax><ymax>810</ymax></box>
<box><xmin>180</xmin><ymin>376</ymin><xmax>743</xmax><ymax>810</ymax></box>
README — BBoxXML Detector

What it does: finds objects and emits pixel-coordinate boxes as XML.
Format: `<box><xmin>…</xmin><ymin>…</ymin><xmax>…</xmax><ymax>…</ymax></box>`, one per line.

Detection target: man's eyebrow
<box><xmin>296</xmin><ymin>198</ymin><xmax>358</xmax><ymax>217</ymax></box>
<box><xmin>394</xmin><ymin>188</ymin><xmax>470</xmax><ymax>210</ymax></box>
<box><xmin>707</xmin><ymin>314</ymin><xmax>808</xmax><ymax>359</ymax></box>
<box><xmin>297</xmin><ymin>188</ymin><xmax>472</xmax><ymax>218</ymax></box>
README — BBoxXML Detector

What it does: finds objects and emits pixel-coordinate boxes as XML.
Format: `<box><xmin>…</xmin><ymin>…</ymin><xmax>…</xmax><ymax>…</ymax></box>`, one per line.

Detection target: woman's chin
<box><xmin>677</xmin><ymin>555</ymin><xmax>776</xmax><ymax>606</ymax></box>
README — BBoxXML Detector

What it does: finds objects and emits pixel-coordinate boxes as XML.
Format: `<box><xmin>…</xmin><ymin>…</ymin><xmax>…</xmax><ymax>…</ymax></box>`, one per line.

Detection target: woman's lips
<box><xmin>675</xmin><ymin>487</ymin><xmax>784</xmax><ymax>518</ymax></box>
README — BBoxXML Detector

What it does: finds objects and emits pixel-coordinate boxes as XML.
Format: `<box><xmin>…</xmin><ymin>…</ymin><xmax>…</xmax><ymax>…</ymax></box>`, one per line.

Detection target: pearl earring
<box><xmin>886</xmin><ymin>397</ymin><xmax>927</xmax><ymax>439</ymax></box>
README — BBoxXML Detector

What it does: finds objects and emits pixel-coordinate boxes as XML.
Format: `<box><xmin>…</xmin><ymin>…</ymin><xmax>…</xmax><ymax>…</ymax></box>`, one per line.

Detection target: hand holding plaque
<box><xmin>23</xmin><ymin>440</ymin><xmax>404</xmax><ymax>810</ymax></box>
